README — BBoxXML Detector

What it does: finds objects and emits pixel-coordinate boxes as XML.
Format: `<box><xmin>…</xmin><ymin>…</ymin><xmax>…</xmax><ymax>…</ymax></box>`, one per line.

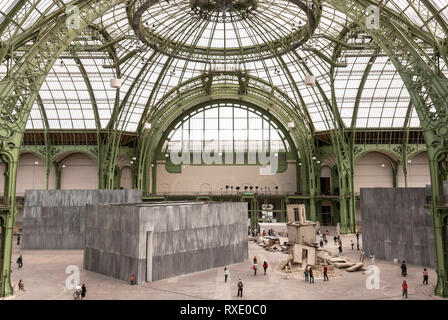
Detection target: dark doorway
<box><xmin>321</xmin><ymin>205</ymin><xmax>332</xmax><ymax>226</ymax></box>
<box><xmin>320</xmin><ymin>177</ymin><xmax>331</xmax><ymax>195</ymax></box>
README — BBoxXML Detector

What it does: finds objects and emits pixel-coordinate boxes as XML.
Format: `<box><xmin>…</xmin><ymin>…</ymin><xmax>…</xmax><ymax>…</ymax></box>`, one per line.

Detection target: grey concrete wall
<box><xmin>361</xmin><ymin>188</ymin><xmax>436</xmax><ymax>267</ymax></box>
<box><xmin>22</xmin><ymin>190</ymin><xmax>141</xmax><ymax>249</ymax></box>
<box><xmin>84</xmin><ymin>202</ymin><xmax>248</xmax><ymax>284</ymax></box>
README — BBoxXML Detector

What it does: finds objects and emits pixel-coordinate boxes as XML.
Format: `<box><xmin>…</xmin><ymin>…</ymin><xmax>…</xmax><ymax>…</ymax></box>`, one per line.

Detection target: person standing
<box><xmin>73</xmin><ymin>289</ymin><xmax>81</xmax><ymax>300</ymax></box>
<box><xmin>253</xmin><ymin>262</ymin><xmax>258</xmax><ymax>276</ymax></box>
<box><xmin>237</xmin><ymin>279</ymin><xmax>243</xmax><ymax>297</ymax></box>
<box><xmin>356</xmin><ymin>232</ymin><xmax>359</xmax><ymax>242</ymax></box>
<box><xmin>360</xmin><ymin>250</ymin><xmax>365</xmax><ymax>262</ymax></box>
<box><xmin>338</xmin><ymin>242</ymin><xmax>343</xmax><ymax>254</ymax></box>
<box><xmin>224</xmin><ymin>267</ymin><xmax>229</xmax><ymax>283</ymax></box>
<box><xmin>320</xmin><ymin>239</ymin><xmax>324</xmax><ymax>247</ymax></box>
<box><xmin>323</xmin><ymin>265</ymin><xmax>329</xmax><ymax>281</ymax></box>
<box><xmin>423</xmin><ymin>268</ymin><xmax>429</xmax><ymax>285</ymax></box>
<box><xmin>333</xmin><ymin>235</ymin><xmax>337</xmax><ymax>245</ymax></box>
<box><xmin>17</xmin><ymin>255</ymin><xmax>23</xmax><ymax>268</ymax></box>
<box><xmin>401</xmin><ymin>261</ymin><xmax>407</xmax><ymax>277</ymax></box>
<box><xmin>81</xmin><ymin>284</ymin><xmax>87</xmax><ymax>300</ymax></box>
<box><xmin>17</xmin><ymin>235</ymin><xmax>21</xmax><ymax>245</ymax></box>
<box><xmin>130</xmin><ymin>274</ymin><xmax>135</xmax><ymax>285</ymax></box>
<box><xmin>263</xmin><ymin>261</ymin><xmax>268</xmax><ymax>275</ymax></box>
<box><xmin>304</xmin><ymin>266</ymin><xmax>309</xmax><ymax>282</ymax></box>
<box><xmin>351</xmin><ymin>240</ymin><xmax>354</xmax><ymax>250</ymax></box>
<box><xmin>253</xmin><ymin>256</ymin><xmax>257</xmax><ymax>265</ymax></box>
<box><xmin>370</xmin><ymin>252</ymin><xmax>375</xmax><ymax>265</ymax></box>
<box><xmin>309</xmin><ymin>267</ymin><xmax>314</xmax><ymax>283</ymax></box>
<box><xmin>357</xmin><ymin>242</ymin><xmax>360</xmax><ymax>251</ymax></box>
<box><xmin>402</xmin><ymin>280</ymin><xmax>408</xmax><ymax>299</ymax></box>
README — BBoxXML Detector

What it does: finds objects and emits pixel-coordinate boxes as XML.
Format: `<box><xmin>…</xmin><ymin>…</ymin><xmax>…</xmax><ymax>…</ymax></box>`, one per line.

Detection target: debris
<box><xmin>345</xmin><ymin>262</ymin><xmax>365</xmax><ymax>272</ymax></box>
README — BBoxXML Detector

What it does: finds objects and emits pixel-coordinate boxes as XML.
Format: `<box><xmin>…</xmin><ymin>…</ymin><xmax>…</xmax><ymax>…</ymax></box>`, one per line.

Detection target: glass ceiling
<box><xmin>1</xmin><ymin>0</ymin><xmax>448</xmax><ymax>132</ymax></box>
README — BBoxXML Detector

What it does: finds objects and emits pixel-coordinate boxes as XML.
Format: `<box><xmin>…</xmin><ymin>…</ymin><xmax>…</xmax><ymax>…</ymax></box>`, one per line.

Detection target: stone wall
<box><xmin>22</xmin><ymin>190</ymin><xmax>141</xmax><ymax>249</ymax></box>
<box><xmin>84</xmin><ymin>201</ymin><xmax>248</xmax><ymax>284</ymax></box>
<box><xmin>361</xmin><ymin>187</ymin><xmax>436</xmax><ymax>267</ymax></box>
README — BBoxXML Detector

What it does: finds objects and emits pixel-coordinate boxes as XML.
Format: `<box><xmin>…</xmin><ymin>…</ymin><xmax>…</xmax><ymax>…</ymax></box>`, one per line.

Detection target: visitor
<box><xmin>323</xmin><ymin>233</ymin><xmax>327</xmax><ymax>245</ymax></box>
<box><xmin>263</xmin><ymin>261</ymin><xmax>268</xmax><ymax>275</ymax></box>
<box><xmin>17</xmin><ymin>255</ymin><xmax>23</xmax><ymax>268</ymax></box>
<box><xmin>423</xmin><ymin>268</ymin><xmax>429</xmax><ymax>285</ymax></box>
<box><xmin>333</xmin><ymin>235</ymin><xmax>337</xmax><ymax>244</ymax></box>
<box><xmin>351</xmin><ymin>240</ymin><xmax>354</xmax><ymax>250</ymax></box>
<box><xmin>338</xmin><ymin>243</ymin><xmax>342</xmax><ymax>254</ymax></box>
<box><xmin>309</xmin><ymin>267</ymin><xmax>314</xmax><ymax>283</ymax></box>
<box><xmin>401</xmin><ymin>261</ymin><xmax>407</xmax><ymax>277</ymax></box>
<box><xmin>237</xmin><ymin>279</ymin><xmax>243</xmax><ymax>297</ymax></box>
<box><xmin>81</xmin><ymin>284</ymin><xmax>87</xmax><ymax>300</ymax></box>
<box><xmin>402</xmin><ymin>280</ymin><xmax>408</xmax><ymax>299</ymax></box>
<box><xmin>253</xmin><ymin>262</ymin><xmax>258</xmax><ymax>276</ymax></box>
<box><xmin>17</xmin><ymin>235</ymin><xmax>21</xmax><ymax>245</ymax></box>
<box><xmin>320</xmin><ymin>239</ymin><xmax>324</xmax><ymax>247</ymax></box>
<box><xmin>323</xmin><ymin>265</ymin><xmax>329</xmax><ymax>281</ymax></box>
<box><xmin>224</xmin><ymin>267</ymin><xmax>229</xmax><ymax>283</ymax></box>
<box><xmin>253</xmin><ymin>256</ymin><xmax>257</xmax><ymax>264</ymax></box>
<box><xmin>304</xmin><ymin>266</ymin><xmax>309</xmax><ymax>282</ymax></box>
<box><xmin>73</xmin><ymin>289</ymin><xmax>81</xmax><ymax>300</ymax></box>
<box><xmin>356</xmin><ymin>232</ymin><xmax>359</xmax><ymax>242</ymax></box>
<box><xmin>357</xmin><ymin>242</ymin><xmax>360</xmax><ymax>251</ymax></box>
<box><xmin>130</xmin><ymin>274</ymin><xmax>135</xmax><ymax>285</ymax></box>
<box><xmin>18</xmin><ymin>280</ymin><xmax>25</xmax><ymax>291</ymax></box>
<box><xmin>370</xmin><ymin>252</ymin><xmax>375</xmax><ymax>265</ymax></box>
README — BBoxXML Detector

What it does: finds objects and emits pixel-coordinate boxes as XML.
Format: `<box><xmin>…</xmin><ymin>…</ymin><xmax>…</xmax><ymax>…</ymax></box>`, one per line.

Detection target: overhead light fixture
<box><xmin>34</xmin><ymin>161</ymin><xmax>39</xmax><ymax>165</ymax></box>
<box><xmin>62</xmin><ymin>164</ymin><xmax>66</xmax><ymax>168</ymax></box>
<box><xmin>408</xmin><ymin>160</ymin><xmax>412</xmax><ymax>164</ymax></box>
<box><xmin>132</xmin><ymin>157</ymin><xmax>137</xmax><ymax>160</ymax></box>
<box><xmin>312</xmin><ymin>156</ymin><xmax>316</xmax><ymax>160</ymax></box>
<box><xmin>130</xmin><ymin>161</ymin><xmax>134</xmax><ymax>164</ymax></box>
<box><xmin>287</xmin><ymin>122</ymin><xmax>295</xmax><ymax>128</ymax></box>
<box><xmin>305</xmin><ymin>75</ymin><xmax>316</xmax><ymax>86</ymax></box>
<box><xmin>144</xmin><ymin>123</ymin><xmax>152</xmax><ymax>130</ymax></box>
<box><xmin>110</xmin><ymin>78</ymin><xmax>121</xmax><ymax>89</ymax></box>
<box><xmin>381</xmin><ymin>164</ymin><xmax>385</xmax><ymax>167</ymax></box>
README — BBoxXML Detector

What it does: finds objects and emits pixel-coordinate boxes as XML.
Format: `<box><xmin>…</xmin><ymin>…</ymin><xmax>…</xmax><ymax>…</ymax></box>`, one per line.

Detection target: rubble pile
<box><xmin>249</xmin><ymin>236</ymin><xmax>290</xmax><ymax>254</ymax></box>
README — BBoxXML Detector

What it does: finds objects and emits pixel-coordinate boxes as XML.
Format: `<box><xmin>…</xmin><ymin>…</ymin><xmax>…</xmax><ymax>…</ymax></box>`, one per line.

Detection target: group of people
<box><xmin>252</xmin><ymin>256</ymin><xmax>269</xmax><ymax>276</ymax></box>
<box><xmin>73</xmin><ymin>284</ymin><xmax>87</xmax><ymax>300</ymax></box>
<box><xmin>304</xmin><ymin>265</ymin><xmax>329</xmax><ymax>283</ymax></box>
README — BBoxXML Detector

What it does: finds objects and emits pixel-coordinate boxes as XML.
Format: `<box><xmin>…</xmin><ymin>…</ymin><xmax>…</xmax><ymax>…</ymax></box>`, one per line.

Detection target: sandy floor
<box><xmin>5</xmin><ymin>229</ymin><xmax>445</xmax><ymax>300</ymax></box>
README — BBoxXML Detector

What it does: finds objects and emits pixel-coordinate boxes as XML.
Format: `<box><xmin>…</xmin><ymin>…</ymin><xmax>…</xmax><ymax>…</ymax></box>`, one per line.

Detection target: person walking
<box><xmin>401</xmin><ymin>261</ymin><xmax>407</xmax><ymax>277</ymax></box>
<box><xmin>402</xmin><ymin>280</ymin><xmax>408</xmax><ymax>299</ymax></box>
<box><xmin>323</xmin><ymin>233</ymin><xmax>327</xmax><ymax>245</ymax></box>
<box><xmin>320</xmin><ymin>239</ymin><xmax>324</xmax><ymax>247</ymax></box>
<box><xmin>356</xmin><ymin>232</ymin><xmax>359</xmax><ymax>242</ymax></box>
<box><xmin>263</xmin><ymin>261</ymin><xmax>268</xmax><ymax>275</ymax></box>
<box><xmin>130</xmin><ymin>274</ymin><xmax>135</xmax><ymax>285</ymax></box>
<box><xmin>253</xmin><ymin>256</ymin><xmax>257</xmax><ymax>265</ymax></box>
<box><xmin>351</xmin><ymin>240</ymin><xmax>354</xmax><ymax>250</ymax></box>
<box><xmin>357</xmin><ymin>241</ymin><xmax>360</xmax><ymax>251</ymax></box>
<box><xmin>323</xmin><ymin>265</ymin><xmax>329</xmax><ymax>281</ymax></box>
<box><xmin>309</xmin><ymin>267</ymin><xmax>314</xmax><ymax>283</ymax></box>
<box><xmin>304</xmin><ymin>266</ymin><xmax>309</xmax><ymax>282</ymax></box>
<box><xmin>224</xmin><ymin>267</ymin><xmax>229</xmax><ymax>283</ymax></box>
<box><xmin>17</xmin><ymin>235</ymin><xmax>21</xmax><ymax>245</ymax></box>
<box><xmin>338</xmin><ymin>242</ymin><xmax>343</xmax><ymax>254</ymax></box>
<box><xmin>253</xmin><ymin>262</ymin><xmax>258</xmax><ymax>276</ymax></box>
<box><xmin>333</xmin><ymin>235</ymin><xmax>337</xmax><ymax>245</ymax></box>
<box><xmin>237</xmin><ymin>279</ymin><xmax>243</xmax><ymax>297</ymax></box>
<box><xmin>17</xmin><ymin>255</ymin><xmax>23</xmax><ymax>268</ymax></box>
<box><xmin>18</xmin><ymin>280</ymin><xmax>25</xmax><ymax>291</ymax></box>
<box><xmin>370</xmin><ymin>252</ymin><xmax>375</xmax><ymax>265</ymax></box>
<box><xmin>423</xmin><ymin>268</ymin><xmax>429</xmax><ymax>285</ymax></box>
<box><xmin>81</xmin><ymin>284</ymin><xmax>87</xmax><ymax>300</ymax></box>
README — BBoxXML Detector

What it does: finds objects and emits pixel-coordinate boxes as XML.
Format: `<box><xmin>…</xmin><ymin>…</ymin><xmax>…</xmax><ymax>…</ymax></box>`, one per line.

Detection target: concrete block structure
<box><xmin>22</xmin><ymin>189</ymin><xmax>141</xmax><ymax>250</ymax></box>
<box><xmin>84</xmin><ymin>201</ymin><xmax>248</xmax><ymax>284</ymax></box>
<box><xmin>361</xmin><ymin>187</ymin><xmax>436</xmax><ymax>267</ymax></box>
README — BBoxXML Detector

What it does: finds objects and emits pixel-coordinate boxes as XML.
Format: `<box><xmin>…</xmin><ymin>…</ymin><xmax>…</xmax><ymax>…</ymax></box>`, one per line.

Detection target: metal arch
<box><xmin>72</xmin><ymin>55</ymin><xmax>101</xmax><ymax>131</ymax></box>
<box><xmin>154</xmin><ymin>101</ymin><xmax>298</xmax><ymax>158</ymax></box>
